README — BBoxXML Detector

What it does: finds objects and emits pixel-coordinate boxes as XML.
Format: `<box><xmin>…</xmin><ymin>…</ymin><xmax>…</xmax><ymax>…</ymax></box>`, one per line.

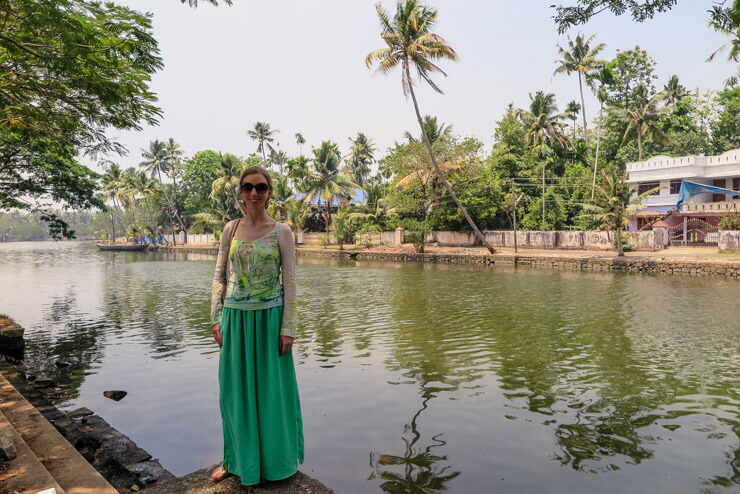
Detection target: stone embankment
<box><xmin>296</xmin><ymin>247</ymin><xmax>740</xmax><ymax>277</ymax></box>
<box><xmin>158</xmin><ymin>243</ymin><xmax>740</xmax><ymax>277</ymax></box>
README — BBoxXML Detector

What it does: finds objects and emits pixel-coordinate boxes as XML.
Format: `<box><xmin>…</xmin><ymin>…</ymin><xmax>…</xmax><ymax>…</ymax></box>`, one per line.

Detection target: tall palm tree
<box><xmin>518</xmin><ymin>91</ymin><xmax>568</xmax><ymax>229</ymax></box>
<box><xmin>554</xmin><ymin>33</ymin><xmax>606</xmax><ymax>143</ymax></box>
<box><xmin>366</xmin><ymin>0</ymin><xmax>495</xmax><ymax>253</ymax></box>
<box><xmin>247</xmin><ymin>122</ymin><xmax>279</xmax><ymax>168</ymax></box>
<box><xmin>140</xmin><ymin>139</ymin><xmax>185</xmax><ymax>243</ymax></box>
<box><xmin>304</xmin><ymin>141</ymin><xmax>357</xmax><ymax>229</ymax></box>
<box><xmin>403</xmin><ymin>115</ymin><xmax>452</xmax><ymax>144</ymax></box>
<box><xmin>100</xmin><ymin>162</ymin><xmax>123</xmax><ymax>242</ymax></box>
<box><xmin>164</xmin><ymin>137</ymin><xmax>185</xmax><ymax>186</ymax></box>
<box><xmin>586</xmin><ymin>61</ymin><xmax>617</xmax><ymax>200</ymax></box>
<box><xmin>565</xmin><ymin>100</ymin><xmax>581</xmax><ymax>141</ymax></box>
<box><xmin>128</xmin><ymin>170</ymin><xmax>162</xmax><ymax>237</ymax></box>
<box><xmin>295</xmin><ymin>132</ymin><xmax>306</xmax><ymax>156</ymax></box>
<box><xmin>706</xmin><ymin>1</ymin><xmax>740</xmax><ymax>62</ymax></box>
<box><xmin>347</xmin><ymin>132</ymin><xmax>376</xmax><ymax>189</ymax></box>
<box><xmin>663</xmin><ymin>75</ymin><xmax>688</xmax><ymax>105</ymax></box>
<box><xmin>618</xmin><ymin>85</ymin><xmax>670</xmax><ymax>160</ymax></box>
<box><xmin>270</xmin><ymin>148</ymin><xmax>288</xmax><ymax>174</ymax></box>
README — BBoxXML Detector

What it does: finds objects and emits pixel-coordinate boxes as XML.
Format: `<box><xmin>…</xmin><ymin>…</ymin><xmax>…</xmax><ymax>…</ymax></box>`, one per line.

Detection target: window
<box><xmin>670</xmin><ymin>180</ymin><xmax>682</xmax><ymax>194</ymax></box>
<box><xmin>713</xmin><ymin>179</ymin><xmax>726</xmax><ymax>202</ymax></box>
<box><xmin>734</xmin><ymin>177</ymin><xmax>740</xmax><ymax>192</ymax></box>
<box><xmin>638</xmin><ymin>181</ymin><xmax>660</xmax><ymax>195</ymax></box>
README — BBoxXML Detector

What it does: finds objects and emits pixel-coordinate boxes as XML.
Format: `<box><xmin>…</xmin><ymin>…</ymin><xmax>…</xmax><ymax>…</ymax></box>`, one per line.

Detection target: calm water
<box><xmin>0</xmin><ymin>241</ymin><xmax>739</xmax><ymax>493</ymax></box>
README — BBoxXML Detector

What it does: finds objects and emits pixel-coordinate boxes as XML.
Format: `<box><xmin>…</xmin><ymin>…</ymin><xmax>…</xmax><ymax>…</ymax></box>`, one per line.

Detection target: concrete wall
<box><xmin>367</xmin><ymin>229</ymin><xmax>666</xmax><ymax>251</ymax></box>
<box><xmin>302</xmin><ymin>232</ymin><xmax>336</xmax><ymax>245</ymax></box>
<box><xmin>186</xmin><ymin>233</ymin><xmax>215</xmax><ymax>244</ymax></box>
<box><xmin>719</xmin><ymin>230</ymin><xmax>740</xmax><ymax>251</ymax></box>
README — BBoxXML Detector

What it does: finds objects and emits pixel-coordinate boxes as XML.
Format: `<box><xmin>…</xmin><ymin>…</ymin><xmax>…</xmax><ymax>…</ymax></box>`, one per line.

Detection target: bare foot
<box><xmin>211</xmin><ymin>466</ymin><xmax>231</xmax><ymax>482</ymax></box>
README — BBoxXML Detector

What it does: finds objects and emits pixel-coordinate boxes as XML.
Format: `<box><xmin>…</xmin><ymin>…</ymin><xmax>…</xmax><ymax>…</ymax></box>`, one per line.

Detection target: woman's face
<box><xmin>239</xmin><ymin>173</ymin><xmax>272</xmax><ymax>210</ymax></box>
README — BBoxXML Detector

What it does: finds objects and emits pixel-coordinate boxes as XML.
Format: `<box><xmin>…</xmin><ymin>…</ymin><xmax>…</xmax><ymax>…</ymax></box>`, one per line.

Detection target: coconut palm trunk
<box><xmin>591</xmin><ymin>102</ymin><xmax>604</xmax><ymax>201</ymax></box>
<box><xmin>156</xmin><ymin>168</ymin><xmax>187</xmax><ymax>245</ymax></box>
<box><xmin>405</xmin><ymin>65</ymin><xmax>495</xmax><ymax>254</ymax></box>
<box><xmin>578</xmin><ymin>73</ymin><xmax>588</xmax><ymax>144</ymax></box>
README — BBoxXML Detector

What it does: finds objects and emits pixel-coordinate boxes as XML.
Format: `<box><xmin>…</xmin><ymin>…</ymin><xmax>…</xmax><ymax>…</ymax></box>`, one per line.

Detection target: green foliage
<box><xmin>183</xmin><ymin>150</ymin><xmax>223</xmax><ymax>217</ymax></box>
<box><xmin>214</xmin><ymin>230</ymin><xmax>221</xmax><ymax>242</ymax></box>
<box><xmin>319</xmin><ymin>234</ymin><xmax>330</xmax><ymax>249</ymax></box>
<box><xmin>719</xmin><ymin>214</ymin><xmax>740</xmax><ymax>230</ymax></box>
<box><xmin>613</xmin><ymin>233</ymin><xmax>634</xmax><ymax>251</ymax></box>
<box><xmin>519</xmin><ymin>188</ymin><xmax>567</xmax><ymax>231</ymax></box>
<box><xmin>712</xmin><ymin>87</ymin><xmax>740</xmax><ymax>152</ymax></box>
<box><xmin>553</xmin><ymin>1</ymin><xmax>679</xmax><ymax>34</ymax></box>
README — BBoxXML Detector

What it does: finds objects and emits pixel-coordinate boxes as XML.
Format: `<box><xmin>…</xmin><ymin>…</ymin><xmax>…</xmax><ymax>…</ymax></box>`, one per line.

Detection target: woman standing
<box><xmin>210</xmin><ymin>166</ymin><xmax>304</xmax><ymax>484</ymax></box>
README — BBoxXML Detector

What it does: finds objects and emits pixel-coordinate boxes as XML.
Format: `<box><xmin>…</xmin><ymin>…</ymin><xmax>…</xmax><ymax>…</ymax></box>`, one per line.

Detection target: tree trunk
<box><xmin>542</xmin><ymin>161</ymin><xmax>546</xmax><ymax>230</ymax></box>
<box><xmin>637</xmin><ymin>132</ymin><xmax>643</xmax><ymax>160</ymax></box>
<box><xmin>109</xmin><ymin>202</ymin><xmax>116</xmax><ymax>243</ymax></box>
<box><xmin>616</xmin><ymin>212</ymin><xmax>624</xmax><ymax>256</ymax></box>
<box><xmin>405</xmin><ymin>65</ymin><xmax>495</xmax><ymax>254</ymax></box>
<box><xmin>591</xmin><ymin>102</ymin><xmax>603</xmax><ymax>201</ymax></box>
<box><xmin>578</xmin><ymin>72</ymin><xmax>589</xmax><ymax>145</ymax></box>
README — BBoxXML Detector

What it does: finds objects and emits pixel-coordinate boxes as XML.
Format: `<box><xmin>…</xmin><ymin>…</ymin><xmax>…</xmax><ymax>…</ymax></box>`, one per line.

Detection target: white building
<box><xmin>626</xmin><ymin>149</ymin><xmax>740</xmax><ymax>244</ymax></box>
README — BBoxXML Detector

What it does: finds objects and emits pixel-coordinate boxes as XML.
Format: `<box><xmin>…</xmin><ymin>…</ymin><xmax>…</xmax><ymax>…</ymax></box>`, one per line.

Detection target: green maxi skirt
<box><xmin>219</xmin><ymin>306</ymin><xmax>304</xmax><ymax>485</ymax></box>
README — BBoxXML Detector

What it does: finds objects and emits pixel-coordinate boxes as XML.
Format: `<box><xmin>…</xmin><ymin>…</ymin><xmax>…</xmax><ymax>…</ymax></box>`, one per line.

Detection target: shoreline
<box><xmin>157</xmin><ymin>244</ymin><xmax>740</xmax><ymax>278</ymax></box>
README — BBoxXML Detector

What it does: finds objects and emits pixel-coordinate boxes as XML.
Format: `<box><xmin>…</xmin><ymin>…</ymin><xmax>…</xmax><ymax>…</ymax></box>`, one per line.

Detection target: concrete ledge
<box><xmin>0</xmin><ymin>372</ymin><xmax>118</xmax><ymax>493</ymax></box>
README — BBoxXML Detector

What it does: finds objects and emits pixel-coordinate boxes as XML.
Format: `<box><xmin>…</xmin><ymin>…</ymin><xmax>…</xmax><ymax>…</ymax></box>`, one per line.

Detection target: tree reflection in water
<box><xmin>369</xmin><ymin>381</ymin><xmax>460</xmax><ymax>493</ymax></box>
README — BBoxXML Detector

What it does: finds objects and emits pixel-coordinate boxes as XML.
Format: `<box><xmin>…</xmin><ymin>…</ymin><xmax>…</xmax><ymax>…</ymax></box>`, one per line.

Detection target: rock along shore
<box><xmin>158</xmin><ymin>244</ymin><xmax>740</xmax><ymax>278</ymax></box>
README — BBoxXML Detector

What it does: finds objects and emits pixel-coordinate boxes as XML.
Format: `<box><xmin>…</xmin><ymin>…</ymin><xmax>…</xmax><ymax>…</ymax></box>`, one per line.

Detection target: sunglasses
<box><xmin>240</xmin><ymin>182</ymin><xmax>270</xmax><ymax>194</ymax></box>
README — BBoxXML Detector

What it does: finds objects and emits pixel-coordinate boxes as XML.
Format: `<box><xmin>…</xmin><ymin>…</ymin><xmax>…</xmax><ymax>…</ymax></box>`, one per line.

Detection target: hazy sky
<box><xmin>103</xmin><ymin>0</ymin><xmax>737</xmax><ymax>173</ymax></box>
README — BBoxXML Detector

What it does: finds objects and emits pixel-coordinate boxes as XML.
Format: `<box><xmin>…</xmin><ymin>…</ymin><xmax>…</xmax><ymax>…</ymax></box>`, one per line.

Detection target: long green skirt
<box><xmin>219</xmin><ymin>306</ymin><xmax>304</xmax><ymax>486</ymax></box>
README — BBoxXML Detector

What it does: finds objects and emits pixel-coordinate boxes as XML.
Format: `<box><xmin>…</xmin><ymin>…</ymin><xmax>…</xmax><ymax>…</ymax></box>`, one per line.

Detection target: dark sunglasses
<box><xmin>240</xmin><ymin>182</ymin><xmax>270</xmax><ymax>194</ymax></box>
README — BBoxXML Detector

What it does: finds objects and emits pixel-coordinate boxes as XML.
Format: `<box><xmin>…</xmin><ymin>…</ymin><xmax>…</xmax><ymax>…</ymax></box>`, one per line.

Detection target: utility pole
<box><xmin>511</xmin><ymin>180</ymin><xmax>523</xmax><ymax>254</ymax></box>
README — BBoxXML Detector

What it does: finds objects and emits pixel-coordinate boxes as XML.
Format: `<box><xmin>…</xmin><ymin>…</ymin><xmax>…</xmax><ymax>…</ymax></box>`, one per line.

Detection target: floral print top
<box><xmin>210</xmin><ymin>220</ymin><xmax>297</xmax><ymax>338</ymax></box>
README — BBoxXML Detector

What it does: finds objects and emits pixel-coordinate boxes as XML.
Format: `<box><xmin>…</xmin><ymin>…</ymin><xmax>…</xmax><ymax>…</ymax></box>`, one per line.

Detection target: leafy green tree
<box><xmin>712</xmin><ymin>86</ymin><xmax>740</xmax><ymax>152</ymax></box>
<box><xmin>582</xmin><ymin>167</ymin><xmax>657</xmax><ymax>256</ymax></box>
<box><xmin>586</xmin><ymin>61</ymin><xmax>617</xmax><ymax>199</ymax></box>
<box><xmin>347</xmin><ymin>132</ymin><xmax>376</xmax><ymax>188</ymax></box>
<box><xmin>553</xmin><ymin>1</ymin><xmax>679</xmax><ymax>33</ymax></box>
<box><xmin>554</xmin><ymin>34</ymin><xmax>606</xmax><ymax>142</ymax></box>
<box><xmin>295</xmin><ymin>133</ymin><xmax>306</xmax><ymax>156</ymax></box>
<box><xmin>403</xmin><ymin>115</ymin><xmax>453</xmax><ymax>144</ymax></box>
<box><xmin>520</xmin><ymin>188</ymin><xmax>567</xmax><ymax>231</ymax></box>
<box><xmin>247</xmin><ymin>122</ymin><xmax>279</xmax><ymax>168</ymax></box>
<box><xmin>366</xmin><ymin>0</ymin><xmax>495</xmax><ymax>253</ymax></box>
<box><xmin>707</xmin><ymin>0</ymin><xmax>740</xmax><ymax>62</ymax></box>
<box><xmin>182</xmin><ymin>150</ymin><xmax>223</xmax><ymax>218</ymax></box>
<box><xmin>565</xmin><ymin>100</ymin><xmax>582</xmax><ymax>141</ymax></box>
<box><xmin>617</xmin><ymin>85</ymin><xmax>670</xmax><ymax>159</ymax></box>
<box><xmin>605</xmin><ymin>46</ymin><xmax>658</xmax><ymax>109</ymax></box>
<box><xmin>100</xmin><ymin>163</ymin><xmax>124</xmax><ymax>242</ymax></box>
<box><xmin>140</xmin><ymin>139</ymin><xmax>186</xmax><ymax>241</ymax></box>
<box><xmin>488</xmin><ymin>105</ymin><xmax>528</xmax><ymax>179</ymax></box>
<box><xmin>0</xmin><ymin>0</ymin><xmax>162</xmax><ymax>236</ymax></box>
<box><xmin>304</xmin><ymin>141</ymin><xmax>356</xmax><ymax>228</ymax></box>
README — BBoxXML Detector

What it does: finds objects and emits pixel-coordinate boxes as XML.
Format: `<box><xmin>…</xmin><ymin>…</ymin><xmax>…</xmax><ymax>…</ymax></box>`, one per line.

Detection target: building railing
<box><xmin>681</xmin><ymin>201</ymin><xmax>740</xmax><ymax>213</ymax></box>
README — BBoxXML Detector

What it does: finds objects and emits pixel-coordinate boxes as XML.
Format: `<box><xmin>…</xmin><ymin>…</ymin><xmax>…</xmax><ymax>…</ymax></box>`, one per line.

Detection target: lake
<box><xmin>0</xmin><ymin>240</ymin><xmax>738</xmax><ymax>493</ymax></box>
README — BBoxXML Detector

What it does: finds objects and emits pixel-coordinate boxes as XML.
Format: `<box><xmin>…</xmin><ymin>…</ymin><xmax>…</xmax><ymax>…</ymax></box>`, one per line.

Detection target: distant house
<box><xmin>626</xmin><ymin>149</ymin><xmax>740</xmax><ymax>244</ymax></box>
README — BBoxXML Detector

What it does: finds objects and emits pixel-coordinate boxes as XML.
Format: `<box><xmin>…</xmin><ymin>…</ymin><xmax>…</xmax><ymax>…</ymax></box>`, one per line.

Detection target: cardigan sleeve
<box><xmin>277</xmin><ymin>224</ymin><xmax>297</xmax><ymax>338</ymax></box>
<box><xmin>210</xmin><ymin>220</ymin><xmax>237</xmax><ymax>326</ymax></box>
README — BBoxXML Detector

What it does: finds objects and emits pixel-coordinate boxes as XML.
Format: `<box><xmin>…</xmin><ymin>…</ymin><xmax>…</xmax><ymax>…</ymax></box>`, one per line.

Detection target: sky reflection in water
<box><xmin>0</xmin><ymin>241</ymin><xmax>738</xmax><ymax>493</ymax></box>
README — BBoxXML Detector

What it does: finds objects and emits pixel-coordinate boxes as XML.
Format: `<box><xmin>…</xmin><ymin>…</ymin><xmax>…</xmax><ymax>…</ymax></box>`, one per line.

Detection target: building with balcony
<box><xmin>626</xmin><ymin>149</ymin><xmax>740</xmax><ymax>244</ymax></box>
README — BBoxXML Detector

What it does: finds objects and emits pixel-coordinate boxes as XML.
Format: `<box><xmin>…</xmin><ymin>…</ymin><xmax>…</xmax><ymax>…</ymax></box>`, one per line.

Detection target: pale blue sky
<box><xmin>104</xmin><ymin>0</ymin><xmax>737</xmax><ymax>172</ymax></box>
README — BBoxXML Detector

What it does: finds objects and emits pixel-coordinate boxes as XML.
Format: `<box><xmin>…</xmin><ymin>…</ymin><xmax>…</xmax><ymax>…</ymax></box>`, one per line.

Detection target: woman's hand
<box><xmin>279</xmin><ymin>335</ymin><xmax>294</xmax><ymax>356</ymax></box>
<box><xmin>212</xmin><ymin>323</ymin><xmax>223</xmax><ymax>348</ymax></box>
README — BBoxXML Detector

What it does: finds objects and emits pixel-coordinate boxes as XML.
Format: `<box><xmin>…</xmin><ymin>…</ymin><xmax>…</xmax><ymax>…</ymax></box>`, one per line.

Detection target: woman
<box><xmin>210</xmin><ymin>166</ymin><xmax>304</xmax><ymax>485</ymax></box>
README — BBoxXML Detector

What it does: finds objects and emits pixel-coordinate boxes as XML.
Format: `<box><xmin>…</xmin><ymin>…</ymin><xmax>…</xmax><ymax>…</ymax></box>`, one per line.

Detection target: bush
<box><xmin>613</xmin><ymin>233</ymin><xmax>634</xmax><ymax>252</ymax></box>
<box><xmin>405</xmin><ymin>231</ymin><xmax>425</xmax><ymax>253</ymax></box>
<box><xmin>719</xmin><ymin>214</ymin><xmax>740</xmax><ymax>230</ymax></box>
<box><xmin>214</xmin><ymin>230</ymin><xmax>221</xmax><ymax>242</ymax></box>
<box><xmin>319</xmin><ymin>234</ymin><xmax>330</xmax><ymax>249</ymax></box>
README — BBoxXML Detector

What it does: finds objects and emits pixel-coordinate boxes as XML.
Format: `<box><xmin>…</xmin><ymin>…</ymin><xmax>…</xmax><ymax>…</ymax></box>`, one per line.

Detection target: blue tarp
<box><xmin>676</xmin><ymin>180</ymin><xmax>740</xmax><ymax>209</ymax></box>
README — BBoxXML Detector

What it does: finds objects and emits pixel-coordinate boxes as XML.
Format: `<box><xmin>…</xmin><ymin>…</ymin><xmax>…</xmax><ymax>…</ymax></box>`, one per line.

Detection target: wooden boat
<box><xmin>96</xmin><ymin>243</ymin><xmax>149</xmax><ymax>252</ymax></box>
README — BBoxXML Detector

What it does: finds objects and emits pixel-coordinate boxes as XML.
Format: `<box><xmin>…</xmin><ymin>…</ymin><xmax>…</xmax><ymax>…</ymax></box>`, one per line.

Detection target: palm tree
<box><xmin>100</xmin><ymin>162</ymin><xmax>123</xmax><ymax>242</ymax></box>
<box><xmin>140</xmin><ymin>139</ymin><xmax>185</xmax><ymax>243</ymax></box>
<box><xmin>618</xmin><ymin>85</ymin><xmax>670</xmax><ymax>160</ymax></box>
<box><xmin>586</xmin><ymin>61</ymin><xmax>617</xmax><ymax>200</ymax></box>
<box><xmin>295</xmin><ymin>132</ymin><xmax>306</xmax><ymax>156</ymax></box>
<box><xmin>164</xmin><ymin>138</ymin><xmax>185</xmax><ymax>186</ymax></box>
<box><xmin>210</xmin><ymin>153</ymin><xmax>244</xmax><ymax>219</ymax></box>
<box><xmin>663</xmin><ymin>75</ymin><xmax>688</xmax><ymax>105</ymax></box>
<box><xmin>303</xmin><ymin>141</ymin><xmax>357</xmax><ymax>229</ymax></box>
<box><xmin>270</xmin><ymin>148</ymin><xmax>288</xmax><ymax>174</ymax></box>
<box><xmin>583</xmin><ymin>168</ymin><xmax>658</xmax><ymax>256</ymax></box>
<box><xmin>554</xmin><ymin>33</ymin><xmax>606</xmax><ymax>143</ymax></box>
<box><xmin>247</xmin><ymin>122</ymin><xmax>279</xmax><ymax>168</ymax></box>
<box><xmin>565</xmin><ymin>100</ymin><xmax>581</xmax><ymax>141</ymax></box>
<box><xmin>366</xmin><ymin>0</ymin><xmax>495</xmax><ymax>253</ymax></box>
<box><xmin>347</xmin><ymin>132</ymin><xmax>376</xmax><ymax>189</ymax></box>
<box><xmin>518</xmin><ymin>91</ymin><xmax>569</xmax><ymax>229</ymax></box>
<box><xmin>403</xmin><ymin>115</ymin><xmax>452</xmax><ymax>144</ymax></box>
<box><xmin>128</xmin><ymin>170</ymin><xmax>162</xmax><ymax>237</ymax></box>
<box><xmin>706</xmin><ymin>1</ymin><xmax>740</xmax><ymax>62</ymax></box>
